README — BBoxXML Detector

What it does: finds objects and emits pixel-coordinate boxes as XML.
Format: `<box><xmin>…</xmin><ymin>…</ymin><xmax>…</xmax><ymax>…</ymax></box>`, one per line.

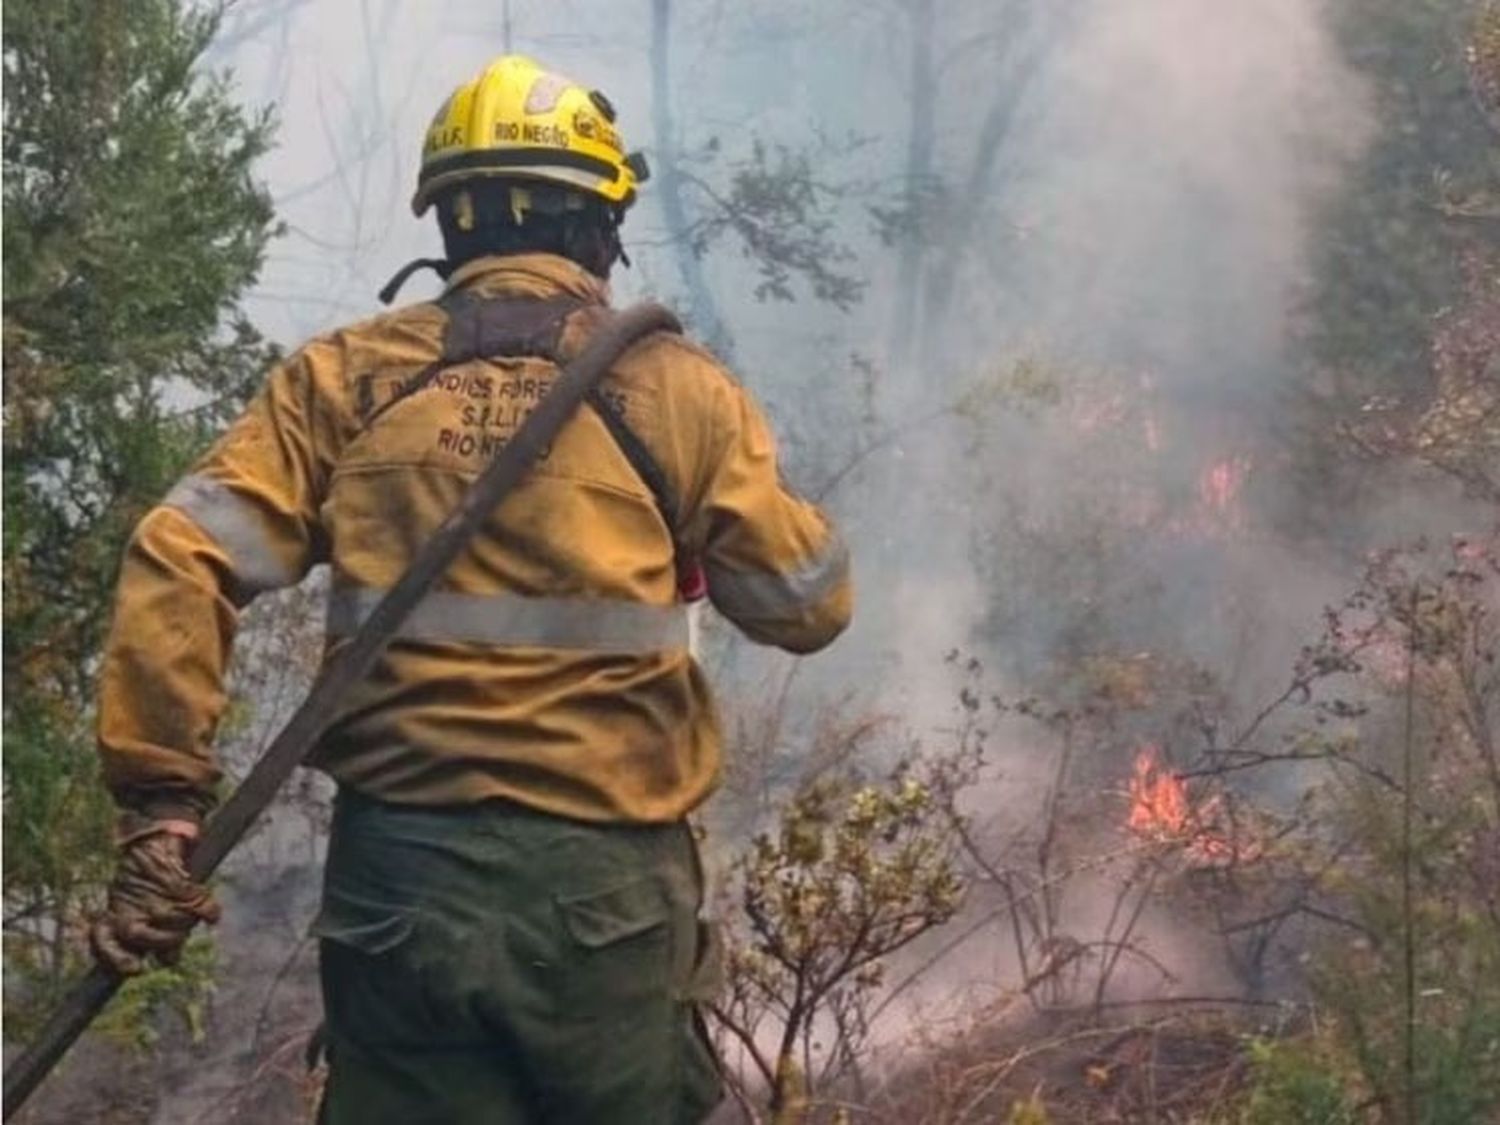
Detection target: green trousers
<box><xmin>314</xmin><ymin>789</ymin><xmax>722</xmax><ymax>1124</ymax></box>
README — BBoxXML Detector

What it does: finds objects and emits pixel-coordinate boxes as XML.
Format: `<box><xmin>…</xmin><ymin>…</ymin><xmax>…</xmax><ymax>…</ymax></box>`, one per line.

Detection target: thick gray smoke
<box><xmin>1003</xmin><ymin>0</ymin><xmax>1371</xmax><ymax>385</ymax></box>
<box><xmin>833</xmin><ymin>0</ymin><xmax>1374</xmax><ymax>717</ymax></box>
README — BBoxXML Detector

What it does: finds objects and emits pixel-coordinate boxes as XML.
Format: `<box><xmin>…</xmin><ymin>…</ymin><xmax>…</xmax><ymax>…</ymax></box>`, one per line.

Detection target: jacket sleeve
<box><xmin>96</xmin><ymin>341</ymin><xmax>348</xmax><ymax>821</ymax></box>
<box><xmin>678</xmin><ymin>359</ymin><xmax>852</xmax><ymax>654</ymax></box>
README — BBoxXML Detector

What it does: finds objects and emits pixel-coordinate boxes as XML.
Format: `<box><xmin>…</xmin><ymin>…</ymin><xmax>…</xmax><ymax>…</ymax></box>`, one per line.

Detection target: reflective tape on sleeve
<box><xmin>326</xmin><ymin>587</ymin><xmax>691</xmax><ymax>653</ymax></box>
<box><xmin>706</xmin><ymin>534</ymin><xmax>850</xmax><ymax>624</ymax></box>
<box><xmin>162</xmin><ymin>473</ymin><xmax>297</xmax><ymax>593</ymax></box>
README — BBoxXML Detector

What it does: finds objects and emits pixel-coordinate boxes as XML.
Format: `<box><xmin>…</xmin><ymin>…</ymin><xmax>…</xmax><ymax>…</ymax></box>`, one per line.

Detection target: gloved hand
<box><xmin>90</xmin><ymin>814</ymin><xmax>220</xmax><ymax>975</ymax></box>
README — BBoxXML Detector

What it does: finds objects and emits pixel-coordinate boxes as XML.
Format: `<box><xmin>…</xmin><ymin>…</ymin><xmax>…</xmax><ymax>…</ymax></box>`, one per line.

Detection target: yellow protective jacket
<box><xmin>97</xmin><ymin>253</ymin><xmax>851</xmax><ymax>824</ymax></box>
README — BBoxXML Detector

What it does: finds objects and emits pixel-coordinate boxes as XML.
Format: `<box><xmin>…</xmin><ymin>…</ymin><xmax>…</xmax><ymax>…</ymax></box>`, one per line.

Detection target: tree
<box><xmin>873</xmin><ymin>0</ymin><xmax>1068</xmax><ymax>371</ymax></box>
<box><xmin>1336</xmin><ymin>2</ymin><xmax>1500</xmax><ymax>506</ymax></box>
<box><xmin>648</xmin><ymin>0</ymin><xmax>731</xmax><ymax>353</ymax></box>
<box><xmin>647</xmin><ymin>0</ymin><xmax>866</xmax><ymax>359</ymax></box>
<box><xmin>1291</xmin><ymin>0</ymin><xmax>1500</xmax><ymax>518</ymax></box>
<box><xmin>2</xmin><ymin>0</ymin><xmax>279</xmax><ymax>1030</ymax></box>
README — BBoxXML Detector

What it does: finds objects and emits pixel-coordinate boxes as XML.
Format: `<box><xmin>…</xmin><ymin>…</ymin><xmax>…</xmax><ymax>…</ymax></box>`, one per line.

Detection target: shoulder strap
<box><xmin>366</xmin><ymin>290</ymin><xmax>686</xmax><ymax>539</ymax></box>
<box><xmin>586</xmin><ymin>386</ymin><xmax>683</xmax><ymax>535</ymax></box>
<box><xmin>362</xmin><ymin>291</ymin><xmax>585</xmax><ymax>429</ymax></box>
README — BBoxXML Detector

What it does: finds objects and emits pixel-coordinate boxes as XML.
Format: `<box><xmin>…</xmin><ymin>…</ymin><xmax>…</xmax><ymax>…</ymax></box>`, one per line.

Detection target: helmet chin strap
<box><xmin>607</xmin><ymin>211</ymin><xmax>631</xmax><ymax>269</ymax></box>
<box><xmin>377</xmin><ymin>257</ymin><xmax>454</xmax><ymax>306</ymax></box>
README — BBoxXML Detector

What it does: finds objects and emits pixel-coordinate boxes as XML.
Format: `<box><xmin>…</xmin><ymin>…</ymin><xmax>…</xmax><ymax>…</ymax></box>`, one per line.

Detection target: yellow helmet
<box><xmin>412</xmin><ymin>55</ymin><xmax>648</xmax><ymax>217</ymax></box>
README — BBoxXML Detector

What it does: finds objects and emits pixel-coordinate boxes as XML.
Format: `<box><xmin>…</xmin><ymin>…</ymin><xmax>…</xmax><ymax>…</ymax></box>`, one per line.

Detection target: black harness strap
<box><xmin>369</xmin><ymin>289</ymin><xmax>684</xmax><ymax>538</ymax></box>
<box><xmin>443</xmin><ymin>289</ymin><xmax>584</xmax><ymax>361</ymax></box>
<box><xmin>363</xmin><ymin>292</ymin><xmax>582</xmax><ymax>429</ymax></box>
<box><xmin>586</xmin><ymin>387</ymin><xmax>682</xmax><ymax>533</ymax></box>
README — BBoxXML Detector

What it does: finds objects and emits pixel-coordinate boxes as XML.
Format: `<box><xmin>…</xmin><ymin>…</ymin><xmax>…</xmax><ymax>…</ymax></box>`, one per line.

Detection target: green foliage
<box><xmin>1239</xmin><ymin>1035</ymin><xmax>1360</xmax><ymax>1125</ymax></box>
<box><xmin>92</xmin><ymin>935</ymin><xmax>217</xmax><ymax>1050</ymax></box>
<box><xmin>2</xmin><ymin>0</ymin><xmax>278</xmax><ymax>1036</ymax></box>
<box><xmin>1294</xmin><ymin>0</ymin><xmax>1500</xmax><ymax>511</ymax></box>
<box><xmin>715</xmin><ymin>757</ymin><xmax>968</xmax><ymax>1119</ymax></box>
<box><xmin>1238</xmin><ymin>538</ymin><xmax>1500</xmax><ymax>1124</ymax></box>
<box><xmin>1315</xmin><ymin>544</ymin><xmax>1500</xmax><ymax>1123</ymax></box>
<box><xmin>742</xmin><ymin>772</ymin><xmax>965</xmax><ymax>962</ymax></box>
<box><xmin>1005</xmin><ymin>1090</ymin><xmax>1052</xmax><ymax>1124</ymax></box>
<box><xmin>1476</xmin><ymin>3</ymin><xmax>1500</xmax><ymax>122</ymax></box>
<box><xmin>1308</xmin><ymin>0</ymin><xmax>1497</xmax><ymax>385</ymax></box>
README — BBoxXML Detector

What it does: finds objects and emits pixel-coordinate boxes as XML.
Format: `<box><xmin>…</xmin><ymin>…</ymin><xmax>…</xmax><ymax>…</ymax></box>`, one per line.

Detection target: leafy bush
<box><xmin>1239</xmin><ymin>1034</ymin><xmax>1359</xmax><ymax>1125</ymax></box>
<box><xmin>712</xmin><ymin>753</ymin><xmax>968</xmax><ymax>1122</ymax></box>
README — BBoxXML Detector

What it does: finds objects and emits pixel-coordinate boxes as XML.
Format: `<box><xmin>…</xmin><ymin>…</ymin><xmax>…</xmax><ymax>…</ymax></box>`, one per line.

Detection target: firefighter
<box><xmin>90</xmin><ymin>54</ymin><xmax>851</xmax><ymax>1123</ymax></box>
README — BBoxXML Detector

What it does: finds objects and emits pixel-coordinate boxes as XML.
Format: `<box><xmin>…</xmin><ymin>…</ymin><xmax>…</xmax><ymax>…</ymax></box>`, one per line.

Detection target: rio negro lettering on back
<box><xmin>436</xmin><ymin>428</ymin><xmax>515</xmax><ymax>459</ymax></box>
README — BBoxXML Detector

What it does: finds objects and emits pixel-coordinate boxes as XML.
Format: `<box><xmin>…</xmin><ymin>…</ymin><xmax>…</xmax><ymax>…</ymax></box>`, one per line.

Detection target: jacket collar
<box><xmin>443</xmin><ymin>253</ymin><xmax>610</xmax><ymax>306</ymax></box>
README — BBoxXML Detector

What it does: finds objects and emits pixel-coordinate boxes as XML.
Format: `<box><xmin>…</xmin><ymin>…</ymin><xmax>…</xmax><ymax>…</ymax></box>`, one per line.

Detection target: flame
<box><xmin>1140</xmin><ymin>372</ymin><xmax>1162</xmax><ymax>453</ymax></box>
<box><xmin>1127</xmin><ymin>744</ymin><xmax>1192</xmax><ymax>837</ymax></box>
<box><xmin>1197</xmin><ymin>455</ymin><xmax>1252</xmax><ymax>514</ymax></box>
<box><xmin>1158</xmin><ymin>453</ymin><xmax>1255</xmax><ymax>541</ymax></box>
<box><xmin>1126</xmin><ymin>745</ymin><xmax>1254</xmax><ymax>864</ymax></box>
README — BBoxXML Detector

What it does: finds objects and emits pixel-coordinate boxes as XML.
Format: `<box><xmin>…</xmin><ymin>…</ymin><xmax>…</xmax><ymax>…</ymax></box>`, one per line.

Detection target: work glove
<box><xmin>90</xmin><ymin>813</ymin><xmax>220</xmax><ymax>976</ymax></box>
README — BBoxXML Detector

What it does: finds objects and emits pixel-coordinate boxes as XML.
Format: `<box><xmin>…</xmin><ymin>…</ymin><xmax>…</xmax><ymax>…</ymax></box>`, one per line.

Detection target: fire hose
<box><xmin>2</xmin><ymin>302</ymin><xmax>679</xmax><ymax>1120</ymax></box>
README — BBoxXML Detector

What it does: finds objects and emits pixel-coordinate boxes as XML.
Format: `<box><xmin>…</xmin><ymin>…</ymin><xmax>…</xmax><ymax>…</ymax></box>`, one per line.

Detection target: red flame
<box><xmin>1126</xmin><ymin>745</ymin><xmax>1254</xmax><ymax>864</ymax></box>
<box><xmin>1144</xmin><ymin>413</ymin><xmax>1162</xmax><ymax>454</ymax></box>
<box><xmin>1198</xmin><ymin>455</ymin><xmax>1252</xmax><ymax>514</ymax></box>
<box><xmin>1127</xmin><ymin>744</ymin><xmax>1192</xmax><ymax>837</ymax></box>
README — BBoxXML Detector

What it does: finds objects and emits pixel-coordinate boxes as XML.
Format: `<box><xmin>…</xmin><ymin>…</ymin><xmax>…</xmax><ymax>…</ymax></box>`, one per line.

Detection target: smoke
<box><xmin>1002</xmin><ymin>0</ymin><xmax>1370</xmax><ymax>389</ymax></box>
<box><xmin>845</xmin><ymin>0</ymin><xmax>1375</xmax><ymax>720</ymax></box>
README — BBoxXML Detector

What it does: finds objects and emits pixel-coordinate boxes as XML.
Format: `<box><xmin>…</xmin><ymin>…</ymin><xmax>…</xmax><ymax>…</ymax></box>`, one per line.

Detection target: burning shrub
<box><xmin>923</xmin><ymin>536</ymin><xmax>1496</xmax><ymax>1122</ymax></box>
<box><xmin>1125</xmin><ymin>744</ymin><xmax>1261</xmax><ymax>865</ymax></box>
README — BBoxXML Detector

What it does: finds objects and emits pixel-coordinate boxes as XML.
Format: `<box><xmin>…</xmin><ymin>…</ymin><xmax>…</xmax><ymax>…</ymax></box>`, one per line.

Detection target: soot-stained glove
<box><xmin>90</xmin><ymin>813</ymin><xmax>221</xmax><ymax>976</ymax></box>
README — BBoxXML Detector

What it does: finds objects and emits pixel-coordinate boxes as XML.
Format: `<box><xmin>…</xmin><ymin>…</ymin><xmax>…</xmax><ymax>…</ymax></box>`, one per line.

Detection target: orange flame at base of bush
<box><xmin>1126</xmin><ymin>745</ymin><xmax>1257</xmax><ymax>865</ymax></box>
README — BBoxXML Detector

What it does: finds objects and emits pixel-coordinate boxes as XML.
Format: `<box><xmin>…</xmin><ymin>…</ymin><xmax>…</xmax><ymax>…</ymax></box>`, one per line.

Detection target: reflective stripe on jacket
<box><xmin>96</xmin><ymin>253</ymin><xmax>851</xmax><ymax>823</ymax></box>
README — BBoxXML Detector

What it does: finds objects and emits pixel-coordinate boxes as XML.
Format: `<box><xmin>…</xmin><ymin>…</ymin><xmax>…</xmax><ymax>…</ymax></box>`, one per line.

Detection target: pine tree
<box><xmin>1290</xmin><ymin>0</ymin><xmax>1500</xmax><ymax>518</ymax></box>
<box><xmin>2</xmin><ymin>0</ymin><xmax>280</xmax><ymax>1026</ymax></box>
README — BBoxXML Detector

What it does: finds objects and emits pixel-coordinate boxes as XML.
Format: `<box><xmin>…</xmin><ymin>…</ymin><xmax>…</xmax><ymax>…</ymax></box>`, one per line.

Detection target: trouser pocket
<box><xmin>553</xmin><ymin>875</ymin><xmax>673</xmax><ymax>1015</ymax></box>
<box><xmin>313</xmin><ymin>890</ymin><xmax>456</xmax><ymax>1048</ymax></box>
